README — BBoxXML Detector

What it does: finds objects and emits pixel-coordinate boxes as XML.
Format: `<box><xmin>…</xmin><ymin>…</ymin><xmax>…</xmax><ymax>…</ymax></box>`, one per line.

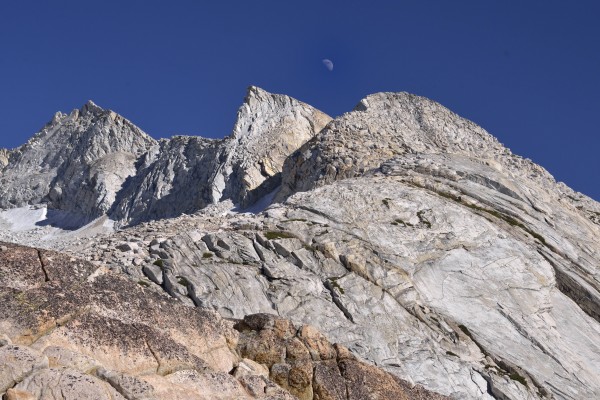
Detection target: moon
<box><xmin>322</xmin><ymin>59</ymin><xmax>333</xmax><ymax>71</ymax></box>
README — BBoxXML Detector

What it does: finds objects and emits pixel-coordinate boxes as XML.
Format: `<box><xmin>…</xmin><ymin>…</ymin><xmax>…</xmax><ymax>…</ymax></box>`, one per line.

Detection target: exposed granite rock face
<box><xmin>0</xmin><ymin>87</ymin><xmax>329</xmax><ymax>227</ymax></box>
<box><xmin>0</xmin><ymin>149</ymin><xmax>11</xmax><ymax>168</ymax></box>
<box><xmin>65</xmin><ymin>91</ymin><xmax>600</xmax><ymax>400</ymax></box>
<box><xmin>278</xmin><ymin>91</ymin><xmax>498</xmax><ymax>199</ymax></box>
<box><xmin>0</xmin><ymin>101</ymin><xmax>156</xmax><ymax>222</ymax></box>
<box><xmin>111</xmin><ymin>86</ymin><xmax>330</xmax><ymax>225</ymax></box>
<box><xmin>109</xmin><ymin>135</ymin><xmax>224</xmax><ymax>224</ymax></box>
<box><xmin>235</xmin><ymin>313</ymin><xmax>450</xmax><ymax>400</ymax></box>
<box><xmin>3</xmin><ymin>89</ymin><xmax>600</xmax><ymax>400</ymax></box>
<box><xmin>0</xmin><ymin>345</ymin><xmax>49</xmax><ymax>394</ymax></box>
<box><xmin>0</xmin><ymin>242</ymin><xmax>446</xmax><ymax>400</ymax></box>
<box><xmin>216</xmin><ymin>86</ymin><xmax>331</xmax><ymax>208</ymax></box>
<box><xmin>278</xmin><ymin>92</ymin><xmax>567</xmax><ymax>203</ymax></box>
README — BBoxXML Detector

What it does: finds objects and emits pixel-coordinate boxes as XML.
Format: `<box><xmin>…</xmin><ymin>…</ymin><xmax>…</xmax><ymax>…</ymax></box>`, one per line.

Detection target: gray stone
<box><xmin>13</xmin><ymin>367</ymin><xmax>126</xmax><ymax>400</ymax></box>
<box><xmin>117</xmin><ymin>242</ymin><xmax>138</xmax><ymax>252</ymax></box>
<box><xmin>142</xmin><ymin>264</ymin><xmax>162</xmax><ymax>285</ymax></box>
<box><xmin>132</xmin><ymin>258</ymin><xmax>144</xmax><ymax>266</ymax></box>
<box><xmin>271</xmin><ymin>238</ymin><xmax>303</xmax><ymax>258</ymax></box>
<box><xmin>0</xmin><ymin>102</ymin><xmax>155</xmax><ymax>224</ymax></box>
<box><xmin>0</xmin><ymin>345</ymin><xmax>49</xmax><ymax>394</ymax></box>
<box><xmin>95</xmin><ymin>368</ymin><xmax>157</xmax><ymax>400</ymax></box>
<box><xmin>109</xmin><ymin>86</ymin><xmax>330</xmax><ymax>225</ymax></box>
<box><xmin>2</xmin><ymin>88</ymin><xmax>600</xmax><ymax>400</ymax></box>
<box><xmin>149</xmin><ymin>238</ymin><xmax>166</xmax><ymax>246</ymax></box>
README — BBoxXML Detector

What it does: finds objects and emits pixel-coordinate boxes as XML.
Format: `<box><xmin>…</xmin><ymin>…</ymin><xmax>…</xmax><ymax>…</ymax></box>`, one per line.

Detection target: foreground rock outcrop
<box><xmin>0</xmin><ymin>242</ymin><xmax>448</xmax><ymax>399</ymax></box>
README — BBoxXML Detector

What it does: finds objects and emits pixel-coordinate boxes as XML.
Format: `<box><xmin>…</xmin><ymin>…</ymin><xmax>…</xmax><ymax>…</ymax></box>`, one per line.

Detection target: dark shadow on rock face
<box><xmin>35</xmin><ymin>208</ymin><xmax>91</xmax><ymax>230</ymax></box>
<box><xmin>231</xmin><ymin>172</ymin><xmax>281</xmax><ymax>212</ymax></box>
<box><xmin>234</xmin><ymin>189</ymin><xmax>281</xmax><ymax>216</ymax></box>
<box><xmin>108</xmin><ymin>137</ymin><xmax>224</xmax><ymax>227</ymax></box>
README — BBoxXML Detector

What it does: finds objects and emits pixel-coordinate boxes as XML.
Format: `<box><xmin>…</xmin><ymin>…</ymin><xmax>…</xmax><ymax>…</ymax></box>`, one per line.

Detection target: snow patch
<box><xmin>0</xmin><ymin>205</ymin><xmax>114</xmax><ymax>249</ymax></box>
<box><xmin>0</xmin><ymin>206</ymin><xmax>48</xmax><ymax>232</ymax></box>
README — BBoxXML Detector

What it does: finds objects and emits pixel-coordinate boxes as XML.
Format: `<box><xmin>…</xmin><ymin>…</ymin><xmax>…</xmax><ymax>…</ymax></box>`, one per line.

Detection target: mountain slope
<box><xmin>69</xmin><ymin>92</ymin><xmax>600</xmax><ymax>400</ymax></box>
<box><xmin>0</xmin><ymin>87</ymin><xmax>330</xmax><ymax>229</ymax></box>
<box><xmin>0</xmin><ymin>101</ymin><xmax>157</xmax><ymax>223</ymax></box>
<box><xmin>1</xmin><ymin>89</ymin><xmax>599</xmax><ymax>400</ymax></box>
<box><xmin>110</xmin><ymin>86</ymin><xmax>331</xmax><ymax>225</ymax></box>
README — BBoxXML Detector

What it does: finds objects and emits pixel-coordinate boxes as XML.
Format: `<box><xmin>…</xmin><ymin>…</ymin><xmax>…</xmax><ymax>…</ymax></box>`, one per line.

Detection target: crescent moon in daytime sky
<box><xmin>322</xmin><ymin>59</ymin><xmax>333</xmax><ymax>71</ymax></box>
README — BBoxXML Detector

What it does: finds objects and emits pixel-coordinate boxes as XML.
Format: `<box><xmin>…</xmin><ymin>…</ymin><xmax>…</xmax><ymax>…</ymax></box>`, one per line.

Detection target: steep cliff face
<box><xmin>0</xmin><ymin>149</ymin><xmax>11</xmax><ymax>168</ymax></box>
<box><xmin>278</xmin><ymin>90</ymin><xmax>600</xmax><ymax>329</ymax></box>
<box><xmin>215</xmin><ymin>86</ymin><xmax>331</xmax><ymax>208</ymax></box>
<box><xmin>0</xmin><ymin>101</ymin><xmax>157</xmax><ymax>222</ymax></box>
<box><xmin>109</xmin><ymin>136</ymin><xmax>225</xmax><ymax>224</ymax></box>
<box><xmin>110</xmin><ymin>86</ymin><xmax>331</xmax><ymax>225</ymax></box>
<box><xmin>66</xmin><ymin>92</ymin><xmax>600</xmax><ymax>400</ymax></box>
<box><xmin>0</xmin><ymin>87</ymin><xmax>330</xmax><ymax>228</ymax></box>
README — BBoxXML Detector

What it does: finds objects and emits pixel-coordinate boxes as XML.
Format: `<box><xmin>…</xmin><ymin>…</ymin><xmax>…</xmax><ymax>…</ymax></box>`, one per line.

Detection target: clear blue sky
<box><xmin>1</xmin><ymin>1</ymin><xmax>599</xmax><ymax>200</ymax></box>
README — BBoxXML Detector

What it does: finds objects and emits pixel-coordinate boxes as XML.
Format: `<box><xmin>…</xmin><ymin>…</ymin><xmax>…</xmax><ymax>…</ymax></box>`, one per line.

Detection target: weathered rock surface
<box><xmin>0</xmin><ymin>242</ymin><xmax>447</xmax><ymax>399</ymax></box>
<box><xmin>0</xmin><ymin>101</ymin><xmax>156</xmax><ymax>223</ymax></box>
<box><xmin>62</xmin><ymin>91</ymin><xmax>600</xmax><ymax>400</ymax></box>
<box><xmin>236</xmin><ymin>313</ymin><xmax>449</xmax><ymax>400</ymax></box>
<box><xmin>0</xmin><ymin>87</ymin><xmax>330</xmax><ymax>229</ymax></box>
<box><xmin>2</xmin><ymin>89</ymin><xmax>600</xmax><ymax>400</ymax></box>
<box><xmin>109</xmin><ymin>135</ymin><xmax>224</xmax><ymax>224</ymax></box>
<box><xmin>216</xmin><ymin>86</ymin><xmax>331</xmax><ymax>209</ymax></box>
<box><xmin>0</xmin><ymin>149</ymin><xmax>11</xmax><ymax>168</ymax></box>
<box><xmin>111</xmin><ymin>86</ymin><xmax>330</xmax><ymax>225</ymax></box>
<box><xmin>0</xmin><ymin>345</ymin><xmax>49</xmax><ymax>394</ymax></box>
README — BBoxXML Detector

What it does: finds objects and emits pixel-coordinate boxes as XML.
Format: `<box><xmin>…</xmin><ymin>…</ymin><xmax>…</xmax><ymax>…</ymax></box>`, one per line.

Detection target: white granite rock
<box><xmin>2</xmin><ymin>89</ymin><xmax>600</xmax><ymax>400</ymax></box>
<box><xmin>0</xmin><ymin>101</ymin><xmax>156</xmax><ymax>223</ymax></box>
<box><xmin>110</xmin><ymin>86</ymin><xmax>330</xmax><ymax>225</ymax></box>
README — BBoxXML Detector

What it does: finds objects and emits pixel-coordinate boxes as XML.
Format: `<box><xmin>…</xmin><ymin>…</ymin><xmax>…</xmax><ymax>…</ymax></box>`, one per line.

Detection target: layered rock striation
<box><xmin>1</xmin><ymin>88</ymin><xmax>600</xmax><ymax>400</ymax></box>
<box><xmin>0</xmin><ymin>242</ymin><xmax>447</xmax><ymax>400</ymax></box>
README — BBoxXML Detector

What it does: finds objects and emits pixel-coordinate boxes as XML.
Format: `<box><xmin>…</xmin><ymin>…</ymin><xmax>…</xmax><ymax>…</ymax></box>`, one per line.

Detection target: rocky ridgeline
<box><xmin>110</xmin><ymin>86</ymin><xmax>330</xmax><ymax>225</ymax></box>
<box><xmin>278</xmin><ymin>91</ymin><xmax>591</xmax><ymax>206</ymax></box>
<box><xmin>0</xmin><ymin>101</ymin><xmax>156</xmax><ymax>222</ymax></box>
<box><xmin>0</xmin><ymin>87</ymin><xmax>329</xmax><ymax>227</ymax></box>
<box><xmin>278</xmin><ymin>91</ymin><xmax>503</xmax><ymax>199</ymax></box>
<box><xmin>1</xmin><ymin>88</ymin><xmax>600</xmax><ymax>400</ymax></box>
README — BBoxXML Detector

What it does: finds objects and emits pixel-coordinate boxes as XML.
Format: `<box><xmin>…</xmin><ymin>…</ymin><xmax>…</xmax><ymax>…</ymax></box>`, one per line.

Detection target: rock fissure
<box><xmin>496</xmin><ymin>306</ymin><xmax>566</xmax><ymax>371</ymax></box>
<box><xmin>1</xmin><ymin>88</ymin><xmax>600</xmax><ymax>399</ymax></box>
<box><xmin>37</xmin><ymin>249</ymin><xmax>50</xmax><ymax>282</ymax></box>
<box><xmin>323</xmin><ymin>280</ymin><xmax>354</xmax><ymax>323</ymax></box>
<box><xmin>144</xmin><ymin>339</ymin><xmax>162</xmax><ymax>375</ymax></box>
<box><xmin>538</xmin><ymin>250</ymin><xmax>600</xmax><ymax>324</ymax></box>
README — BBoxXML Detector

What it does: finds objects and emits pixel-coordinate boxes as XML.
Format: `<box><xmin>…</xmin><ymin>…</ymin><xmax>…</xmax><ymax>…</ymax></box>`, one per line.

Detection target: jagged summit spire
<box><xmin>237</xmin><ymin>86</ymin><xmax>279</xmax><ymax>118</ymax></box>
<box><xmin>80</xmin><ymin>99</ymin><xmax>105</xmax><ymax>115</ymax></box>
<box><xmin>232</xmin><ymin>86</ymin><xmax>329</xmax><ymax>139</ymax></box>
<box><xmin>0</xmin><ymin>98</ymin><xmax>157</xmax><ymax>219</ymax></box>
<box><xmin>245</xmin><ymin>85</ymin><xmax>268</xmax><ymax>98</ymax></box>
